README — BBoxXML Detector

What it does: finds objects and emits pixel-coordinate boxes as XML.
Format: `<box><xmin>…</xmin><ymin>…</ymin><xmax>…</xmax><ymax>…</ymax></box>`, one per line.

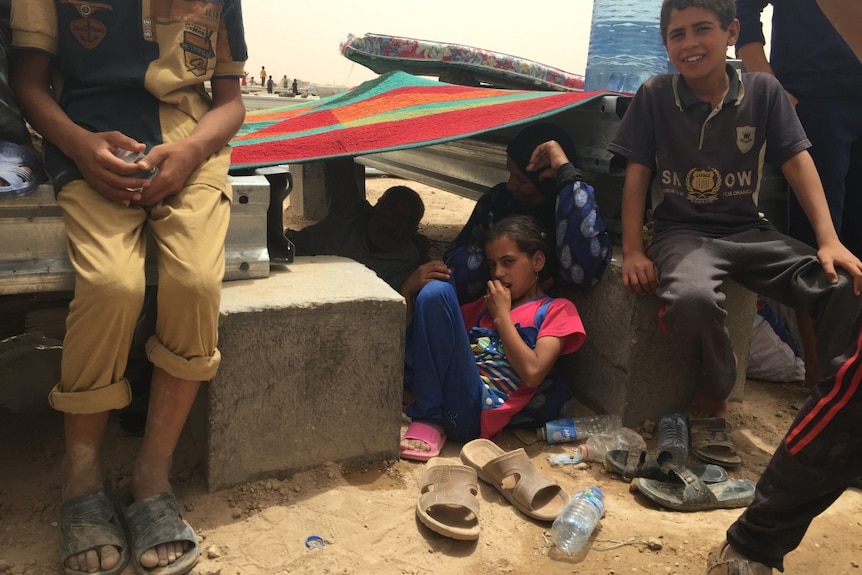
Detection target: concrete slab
<box><xmin>558</xmin><ymin>250</ymin><xmax>756</xmax><ymax>427</ymax></box>
<box><xmin>199</xmin><ymin>256</ymin><xmax>406</xmax><ymax>491</ymax></box>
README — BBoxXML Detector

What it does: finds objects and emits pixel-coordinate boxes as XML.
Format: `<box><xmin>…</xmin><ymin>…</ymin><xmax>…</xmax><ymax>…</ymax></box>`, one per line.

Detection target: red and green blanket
<box><xmin>229</xmin><ymin>71</ymin><xmax>607</xmax><ymax>170</ymax></box>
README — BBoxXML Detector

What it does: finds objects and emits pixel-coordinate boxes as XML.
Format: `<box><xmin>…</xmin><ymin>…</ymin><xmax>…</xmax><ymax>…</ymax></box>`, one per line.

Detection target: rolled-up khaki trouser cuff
<box><xmin>48</xmin><ymin>379</ymin><xmax>132</xmax><ymax>414</ymax></box>
<box><xmin>146</xmin><ymin>335</ymin><xmax>221</xmax><ymax>382</ymax></box>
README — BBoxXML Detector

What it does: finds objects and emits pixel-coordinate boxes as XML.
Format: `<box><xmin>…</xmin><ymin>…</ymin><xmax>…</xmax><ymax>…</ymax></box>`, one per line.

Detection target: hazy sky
<box><xmin>241</xmin><ymin>1</ymin><xmax>595</xmax><ymax>87</ymax></box>
<box><xmin>240</xmin><ymin>1</ymin><xmax>770</xmax><ymax>88</ymax></box>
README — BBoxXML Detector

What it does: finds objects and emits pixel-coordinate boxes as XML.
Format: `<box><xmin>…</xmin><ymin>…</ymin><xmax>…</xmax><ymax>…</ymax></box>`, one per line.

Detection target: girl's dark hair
<box><xmin>485</xmin><ymin>215</ymin><xmax>554</xmax><ymax>280</ymax></box>
<box><xmin>660</xmin><ymin>0</ymin><xmax>736</xmax><ymax>40</ymax></box>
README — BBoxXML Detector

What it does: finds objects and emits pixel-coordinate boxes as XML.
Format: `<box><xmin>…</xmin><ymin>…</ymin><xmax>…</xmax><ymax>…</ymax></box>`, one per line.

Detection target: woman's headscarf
<box><xmin>506</xmin><ymin>123</ymin><xmax>577</xmax><ymax>196</ymax></box>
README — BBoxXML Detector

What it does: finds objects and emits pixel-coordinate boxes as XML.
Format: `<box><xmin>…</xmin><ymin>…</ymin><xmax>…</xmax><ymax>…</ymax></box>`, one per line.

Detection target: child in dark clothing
<box><xmin>605</xmin><ymin>1</ymin><xmax>862</xmax><ymax>570</ymax></box>
<box><xmin>611</xmin><ymin>0</ymin><xmax>862</xmax><ymax>425</ymax></box>
<box><xmin>444</xmin><ymin>123</ymin><xmax>612</xmax><ymax>304</ymax></box>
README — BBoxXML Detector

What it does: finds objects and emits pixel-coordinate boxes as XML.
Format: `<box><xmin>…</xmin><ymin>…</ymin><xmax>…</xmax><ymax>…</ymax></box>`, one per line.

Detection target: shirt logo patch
<box><xmin>685</xmin><ymin>168</ymin><xmax>721</xmax><ymax>204</ymax></box>
<box><xmin>62</xmin><ymin>0</ymin><xmax>112</xmax><ymax>49</ymax></box>
<box><xmin>736</xmin><ymin>125</ymin><xmax>755</xmax><ymax>154</ymax></box>
<box><xmin>181</xmin><ymin>25</ymin><xmax>215</xmax><ymax>77</ymax></box>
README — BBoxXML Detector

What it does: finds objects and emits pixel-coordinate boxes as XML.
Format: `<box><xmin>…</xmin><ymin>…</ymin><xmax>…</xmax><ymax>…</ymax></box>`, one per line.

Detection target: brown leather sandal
<box><xmin>416</xmin><ymin>458</ymin><xmax>480</xmax><ymax>540</ymax></box>
<box><xmin>690</xmin><ymin>417</ymin><xmax>742</xmax><ymax>468</ymax></box>
<box><xmin>460</xmin><ymin>438</ymin><xmax>568</xmax><ymax>522</ymax></box>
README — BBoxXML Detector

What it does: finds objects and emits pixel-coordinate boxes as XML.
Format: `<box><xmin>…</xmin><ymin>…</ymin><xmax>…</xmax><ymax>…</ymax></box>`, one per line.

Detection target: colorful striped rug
<box><xmin>229</xmin><ymin>71</ymin><xmax>608</xmax><ymax>170</ymax></box>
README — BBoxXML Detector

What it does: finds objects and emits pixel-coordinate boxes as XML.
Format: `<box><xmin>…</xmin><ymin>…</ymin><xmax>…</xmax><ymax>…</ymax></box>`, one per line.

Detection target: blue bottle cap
<box><xmin>305</xmin><ymin>535</ymin><xmax>326</xmax><ymax>549</ymax></box>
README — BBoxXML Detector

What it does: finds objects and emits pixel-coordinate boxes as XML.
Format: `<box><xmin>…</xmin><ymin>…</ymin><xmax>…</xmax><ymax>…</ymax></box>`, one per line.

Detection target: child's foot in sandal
<box><xmin>401</xmin><ymin>421</ymin><xmax>446</xmax><ymax>462</ymax></box>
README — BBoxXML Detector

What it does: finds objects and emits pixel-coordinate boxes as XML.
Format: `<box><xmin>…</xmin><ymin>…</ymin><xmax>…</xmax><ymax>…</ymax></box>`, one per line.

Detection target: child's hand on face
<box><xmin>484</xmin><ymin>279</ymin><xmax>512</xmax><ymax>317</ymax></box>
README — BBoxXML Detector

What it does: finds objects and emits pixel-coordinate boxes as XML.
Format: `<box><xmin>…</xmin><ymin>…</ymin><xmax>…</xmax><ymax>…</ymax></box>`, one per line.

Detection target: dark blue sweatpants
<box><xmin>403</xmin><ymin>281</ymin><xmax>482</xmax><ymax>442</ymax></box>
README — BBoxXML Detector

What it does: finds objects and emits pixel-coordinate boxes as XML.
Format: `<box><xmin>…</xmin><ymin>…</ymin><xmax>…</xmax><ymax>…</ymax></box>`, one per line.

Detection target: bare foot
<box><xmin>63</xmin><ymin>541</ymin><xmax>123</xmax><ymax>574</ymax></box>
<box><xmin>131</xmin><ymin>458</ymin><xmax>192</xmax><ymax>569</ymax></box>
<box><xmin>139</xmin><ymin>539</ymin><xmax>192</xmax><ymax>570</ymax></box>
<box><xmin>689</xmin><ymin>394</ymin><xmax>729</xmax><ymax>419</ymax></box>
<box><xmin>61</xmin><ymin>452</ymin><xmax>123</xmax><ymax>573</ymax></box>
<box><xmin>62</xmin><ymin>522</ymin><xmax>123</xmax><ymax>574</ymax></box>
<box><xmin>60</xmin><ymin>488</ymin><xmax>123</xmax><ymax>573</ymax></box>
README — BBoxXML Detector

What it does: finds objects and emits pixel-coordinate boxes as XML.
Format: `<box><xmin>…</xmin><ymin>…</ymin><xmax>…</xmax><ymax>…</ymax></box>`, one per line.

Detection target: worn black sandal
<box><xmin>605</xmin><ymin>449</ymin><xmax>728</xmax><ymax>484</ymax></box>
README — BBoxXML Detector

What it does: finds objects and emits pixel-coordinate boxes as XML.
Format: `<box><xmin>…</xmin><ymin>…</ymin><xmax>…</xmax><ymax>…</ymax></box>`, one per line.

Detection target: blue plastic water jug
<box><xmin>584</xmin><ymin>0</ymin><xmax>671</xmax><ymax>92</ymax></box>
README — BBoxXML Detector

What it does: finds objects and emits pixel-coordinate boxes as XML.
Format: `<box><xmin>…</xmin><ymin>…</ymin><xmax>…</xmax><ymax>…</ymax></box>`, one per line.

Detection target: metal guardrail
<box><xmin>354</xmin><ymin>95</ymin><xmax>630</xmax><ymax>241</ymax></box>
<box><xmin>357</xmin><ymin>139</ymin><xmax>509</xmax><ymax>201</ymax></box>
<box><xmin>0</xmin><ymin>176</ymin><xmax>271</xmax><ymax>296</ymax></box>
<box><xmin>355</xmin><ymin>92</ymin><xmax>788</xmax><ymax>242</ymax></box>
<box><xmin>356</xmin><ymin>94</ymin><xmax>628</xmax><ymax>200</ymax></box>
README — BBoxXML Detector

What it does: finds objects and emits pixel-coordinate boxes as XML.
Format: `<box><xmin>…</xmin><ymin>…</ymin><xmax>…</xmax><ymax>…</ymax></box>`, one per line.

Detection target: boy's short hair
<box><xmin>378</xmin><ymin>185</ymin><xmax>425</xmax><ymax>222</ymax></box>
<box><xmin>660</xmin><ymin>0</ymin><xmax>736</xmax><ymax>40</ymax></box>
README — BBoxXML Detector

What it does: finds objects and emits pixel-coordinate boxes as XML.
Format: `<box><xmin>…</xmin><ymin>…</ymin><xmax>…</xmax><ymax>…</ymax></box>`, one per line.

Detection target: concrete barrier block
<box><xmin>201</xmin><ymin>257</ymin><xmax>405</xmax><ymax>491</ymax></box>
<box><xmin>558</xmin><ymin>251</ymin><xmax>755</xmax><ymax>427</ymax></box>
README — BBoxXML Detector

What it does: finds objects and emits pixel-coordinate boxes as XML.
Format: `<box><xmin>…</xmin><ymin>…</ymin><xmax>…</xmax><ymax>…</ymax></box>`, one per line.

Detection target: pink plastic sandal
<box><xmin>401</xmin><ymin>421</ymin><xmax>446</xmax><ymax>462</ymax></box>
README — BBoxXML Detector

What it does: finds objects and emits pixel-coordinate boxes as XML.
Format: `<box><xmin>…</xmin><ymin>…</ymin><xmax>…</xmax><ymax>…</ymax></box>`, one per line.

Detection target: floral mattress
<box><xmin>340</xmin><ymin>33</ymin><xmax>584</xmax><ymax>92</ymax></box>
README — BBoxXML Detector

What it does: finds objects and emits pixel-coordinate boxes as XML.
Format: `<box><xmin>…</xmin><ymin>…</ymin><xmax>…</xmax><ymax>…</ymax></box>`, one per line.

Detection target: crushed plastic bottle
<box><xmin>551</xmin><ymin>487</ymin><xmax>605</xmax><ymax>554</ymax></box>
<box><xmin>537</xmin><ymin>414</ymin><xmax>622</xmax><ymax>444</ymax></box>
<box><xmin>547</xmin><ymin>427</ymin><xmax>646</xmax><ymax>465</ymax></box>
<box><xmin>581</xmin><ymin>427</ymin><xmax>647</xmax><ymax>460</ymax></box>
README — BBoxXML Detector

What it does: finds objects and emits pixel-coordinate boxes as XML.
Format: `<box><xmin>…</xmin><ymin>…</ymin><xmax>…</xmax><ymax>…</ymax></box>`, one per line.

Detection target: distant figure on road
<box><xmin>292</xmin><ymin>78</ymin><xmax>299</xmax><ymax>96</ymax></box>
<box><xmin>259</xmin><ymin>65</ymin><xmax>267</xmax><ymax>87</ymax></box>
<box><xmin>266</xmin><ymin>75</ymin><xmax>274</xmax><ymax>94</ymax></box>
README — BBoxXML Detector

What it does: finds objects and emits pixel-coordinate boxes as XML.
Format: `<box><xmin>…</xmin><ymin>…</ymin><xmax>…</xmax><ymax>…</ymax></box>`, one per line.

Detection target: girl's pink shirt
<box><xmin>459</xmin><ymin>295</ymin><xmax>585</xmax><ymax>355</ymax></box>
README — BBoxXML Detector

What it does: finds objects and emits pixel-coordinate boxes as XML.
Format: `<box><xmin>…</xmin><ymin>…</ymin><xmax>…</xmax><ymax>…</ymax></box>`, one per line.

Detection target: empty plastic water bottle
<box><xmin>551</xmin><ymin>487</ymin><xmax>605</xmax><ymax>554</ymax></box>
<box><xmin>537</xmin><ymin>414</ymin><xmax>622</xmax><ymax>444</ymax></box>
<box><xmin>656</xmin><ymin>413</ymin><xmax>689</xmax><ymax>460</ymax></box>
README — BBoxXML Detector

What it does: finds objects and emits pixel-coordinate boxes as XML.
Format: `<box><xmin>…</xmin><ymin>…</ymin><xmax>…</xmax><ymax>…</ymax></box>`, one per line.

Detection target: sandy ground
<box><xmin>2</xmin><ymin>176</ymin><xmax>862</xmax><ymax>575</ymax></box>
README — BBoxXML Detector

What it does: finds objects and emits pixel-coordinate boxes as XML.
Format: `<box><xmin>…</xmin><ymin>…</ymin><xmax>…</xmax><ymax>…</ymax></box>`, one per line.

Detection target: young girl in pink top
<box><xmin>401</xmin><ymin>215</ymin><xmax>586</xmax><ymax>460</ymax></box>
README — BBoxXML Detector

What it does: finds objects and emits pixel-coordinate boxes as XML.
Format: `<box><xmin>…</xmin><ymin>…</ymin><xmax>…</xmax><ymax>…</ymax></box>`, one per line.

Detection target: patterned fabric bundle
<box><xmin>229</xmin><ymin>71</ymin><xmax>605</xmax><ymax>170</ymax></box>
<box><xmin>339</xmin><ymin>33</ymin><xmax>585</xmax><ymax>92</ymax></box>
